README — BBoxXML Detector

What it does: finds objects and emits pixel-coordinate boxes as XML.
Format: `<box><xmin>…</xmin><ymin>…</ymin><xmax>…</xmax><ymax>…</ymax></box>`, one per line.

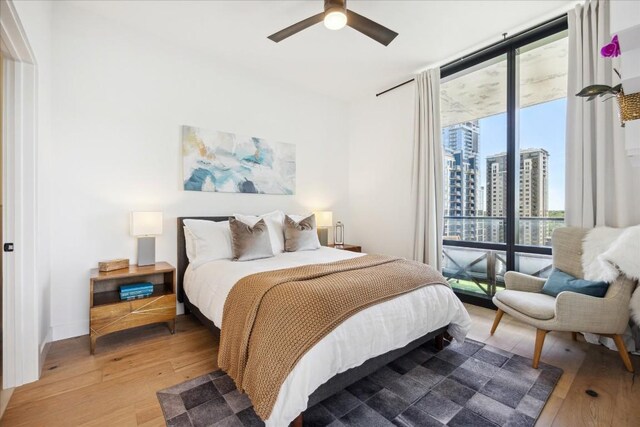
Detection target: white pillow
<box><xmin>234</xmin><ymin>211</ymin><xmax>285</xmax><ymax>253</ymax></box>
<box><xmin>183</xmin><ymin>219</ymin><xmax>233</xmax><ymax>264</ymax></box>
<box><xmin>183</xmin><ymin>226</ymin><xmax>197</xmax><ymax>262</ymax></box>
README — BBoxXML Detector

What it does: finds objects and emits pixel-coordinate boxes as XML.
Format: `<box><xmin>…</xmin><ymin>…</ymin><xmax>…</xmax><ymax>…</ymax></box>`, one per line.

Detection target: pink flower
<box><xmin>601</xmin><ymin>35</ymin><xmax>621</xmax><ymax>58</ymax></box>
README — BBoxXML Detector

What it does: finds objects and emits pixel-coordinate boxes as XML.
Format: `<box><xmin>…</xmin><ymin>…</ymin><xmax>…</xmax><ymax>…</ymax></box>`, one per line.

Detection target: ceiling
<box><xmin>442</xmin><ymin>34</ymin><xmax>569</xmax><ymax>127</ymax></box>
<box><xmin>66</xmin><ymin>0</ymin><xmax>575</xmax><ymax>102</ymax></box>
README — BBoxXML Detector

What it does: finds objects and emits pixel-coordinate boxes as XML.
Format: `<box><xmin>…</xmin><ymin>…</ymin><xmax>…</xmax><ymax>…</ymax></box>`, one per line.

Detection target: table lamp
<box><xmin>131</xmin><ymin>211</ymin><xmax>163</xmax><ymax>266</ymax></box>
<box><xmin>314</xmin><ymin>211</ymin><xmax>333</xmax><ymax>246</ymax></box>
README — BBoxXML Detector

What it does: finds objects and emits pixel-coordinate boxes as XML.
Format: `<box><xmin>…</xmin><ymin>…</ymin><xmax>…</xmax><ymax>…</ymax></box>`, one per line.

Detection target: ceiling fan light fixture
<box><xmin>267</xmin><ymin>0</ymin><xmax>397</xmax><ymax>46</ymax></box>
<box><xmin>324</xmin><ymin>9</ymin><xmax>347</xmax><ymax>30</ymax></box>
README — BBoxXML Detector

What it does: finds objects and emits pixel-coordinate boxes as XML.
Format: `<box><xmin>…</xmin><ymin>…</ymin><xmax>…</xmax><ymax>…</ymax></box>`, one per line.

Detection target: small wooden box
<box><xmin>98</xmin><ymin>258</ymin><xmax>129</xmax><ymax>272</ymax></box>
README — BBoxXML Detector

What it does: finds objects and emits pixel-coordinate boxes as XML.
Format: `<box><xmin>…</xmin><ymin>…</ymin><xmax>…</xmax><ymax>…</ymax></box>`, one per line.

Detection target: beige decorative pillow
<box><xmin>229</xmin><ymin>217</ymin><xmax>275</xmax><ymax>261</ymax></box>
<box><xmin>234</xmin><ymin>211</ymin><xmax>285</xmax><ymax>253</ymax></box>
<box><xmin>284</xmin><ymin>214</ymin><xmax>321</xmax><ymax>252</ymax></box>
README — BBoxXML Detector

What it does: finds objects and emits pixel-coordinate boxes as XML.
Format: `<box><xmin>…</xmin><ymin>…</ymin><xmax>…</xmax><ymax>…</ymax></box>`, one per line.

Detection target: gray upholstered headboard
<box><xmin>176</xmin><ymin>216</ymin><xmax>229</xmax><ymax>303</ymax></box>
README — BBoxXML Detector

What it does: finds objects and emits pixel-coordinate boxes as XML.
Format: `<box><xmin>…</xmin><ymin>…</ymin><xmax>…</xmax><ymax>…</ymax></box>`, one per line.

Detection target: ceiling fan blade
<box><xmin>268</xmin><ymin>12</ymin><xmax>325</xmax><ymax>42</ymax></box>
<box><xmin>346</xmin><ymin>9</ymin><xmax>398</xmax><ymax>46</ymax></box>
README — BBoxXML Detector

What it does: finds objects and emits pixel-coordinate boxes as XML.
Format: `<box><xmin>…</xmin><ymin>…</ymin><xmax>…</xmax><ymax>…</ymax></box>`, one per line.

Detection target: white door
<box><xmin>1</xmin><ymin>0</ymin><xmax>41</xmax><ymax>389</ymax></box>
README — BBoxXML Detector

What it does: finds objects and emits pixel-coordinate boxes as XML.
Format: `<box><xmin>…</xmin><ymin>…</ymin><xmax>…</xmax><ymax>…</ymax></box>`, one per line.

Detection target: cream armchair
<box><xmin>491</xmin><ymin>227</ymin><xmax>636</xmax><ymax>372</ymax></box>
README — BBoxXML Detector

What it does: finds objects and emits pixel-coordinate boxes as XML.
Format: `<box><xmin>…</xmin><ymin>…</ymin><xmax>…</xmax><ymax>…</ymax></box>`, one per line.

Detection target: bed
<box><xmin>177</xmin><ymin>216</ymin><xmax>471</xmax><ymax>426</ymax></box>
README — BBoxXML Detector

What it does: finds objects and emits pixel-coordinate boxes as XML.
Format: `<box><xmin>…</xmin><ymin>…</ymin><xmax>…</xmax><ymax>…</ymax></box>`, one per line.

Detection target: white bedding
<box><xmin>184</xmin><ymin>247</ymin><xmax>471</xmax><ymax>426</ymax></box>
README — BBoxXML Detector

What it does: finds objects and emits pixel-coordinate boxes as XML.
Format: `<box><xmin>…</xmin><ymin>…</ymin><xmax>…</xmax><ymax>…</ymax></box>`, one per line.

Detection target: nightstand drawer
<box><xmin>90</xmin><ymin>293</ymin><xmax>176</xmax><ymax>336</ymax></box>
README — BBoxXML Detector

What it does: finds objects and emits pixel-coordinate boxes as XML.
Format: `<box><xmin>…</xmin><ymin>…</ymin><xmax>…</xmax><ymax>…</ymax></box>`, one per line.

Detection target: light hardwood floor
<box><xmin>2</xmin><ymin>304</ymin><xmax>639</xmax><ymax>426</ymax></box>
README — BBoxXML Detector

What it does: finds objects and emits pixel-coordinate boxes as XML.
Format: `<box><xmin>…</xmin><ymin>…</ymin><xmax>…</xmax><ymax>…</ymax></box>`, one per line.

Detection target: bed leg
<box><xmin>435</xmin><ymin>333</ymin><xmax>444</xmax><ymax>351</ymax></box>
<box><xmin>291</xmin><ymin>414</ymin><xmax>303</xmax><ymax>427</ymax></box>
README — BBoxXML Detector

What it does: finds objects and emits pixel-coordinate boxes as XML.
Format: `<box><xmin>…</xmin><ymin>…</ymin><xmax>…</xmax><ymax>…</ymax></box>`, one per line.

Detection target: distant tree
<box><xmin>547</xmin><ymin>210</ymin><xmax>565</xmax><ymax>218</ymax></box>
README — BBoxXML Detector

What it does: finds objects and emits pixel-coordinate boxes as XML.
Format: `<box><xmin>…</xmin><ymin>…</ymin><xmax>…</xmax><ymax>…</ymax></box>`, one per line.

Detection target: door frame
<box><xmin>1</xmin><ymin>0</ymin><xmax>41</xmax><ymax>388</ymax></box>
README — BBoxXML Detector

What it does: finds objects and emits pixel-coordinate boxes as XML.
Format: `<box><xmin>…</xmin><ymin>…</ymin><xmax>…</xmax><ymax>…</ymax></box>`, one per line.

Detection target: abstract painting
<box><xmin>182</xmin><ymin>125</ymin><xmax>295</xmax><ymax>194</ymax></box>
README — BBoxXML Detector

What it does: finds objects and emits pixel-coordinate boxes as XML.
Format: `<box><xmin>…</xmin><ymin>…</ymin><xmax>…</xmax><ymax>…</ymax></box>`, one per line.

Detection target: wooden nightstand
<box><xmin>328</xmin><ymin>244</ymin><xmax>362</xmax><ymax>253</ymax></box>
<box><xmin>89</xmin><ymin>262</ymin><xmax>176</xmax><ymax>354</ymax></box>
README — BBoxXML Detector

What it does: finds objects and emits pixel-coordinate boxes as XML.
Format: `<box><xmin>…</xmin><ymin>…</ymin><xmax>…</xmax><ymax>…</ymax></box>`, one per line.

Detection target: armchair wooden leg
<box><xmin>532</xmin><ymin>329</ymin><xmax>548</xmax><ymax>369</ymax></box>
<box><xmin>571</xmin><ymin>332</ymin><xmax>578</xmax><ymax>341</ymax></box>
<box><xmin>612</xmin><ymin>334</ymin><xmax>635</xmax><ymax>373</ymax></box>
<box><xmin>490</xmin><ymin>308</ymin><xmax>504</xmax><ymax>335</ymax></box>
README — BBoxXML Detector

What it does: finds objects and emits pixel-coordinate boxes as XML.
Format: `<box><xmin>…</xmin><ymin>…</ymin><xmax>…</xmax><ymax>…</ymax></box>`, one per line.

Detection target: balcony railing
<box><xmin>442</xmin><ymin>247</ymin><xmax>554</xmax><ymax>297</ymax></box>
<box><xmin>443</xmin><ymin>247</ymin><xmax>506</xmax><ymax>297</ymax></box>
<box><xmin>442</xmin><ymin>216</ymin><xmax>563</xmax><ymax>297</ymax></box>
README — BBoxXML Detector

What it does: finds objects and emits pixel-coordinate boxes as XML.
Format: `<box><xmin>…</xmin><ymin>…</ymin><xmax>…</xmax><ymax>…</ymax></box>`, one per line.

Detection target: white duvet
<box><xmin>184</xmin><ymin>248</ymin><xmax>471</xmax><ymax>426</ymax></box>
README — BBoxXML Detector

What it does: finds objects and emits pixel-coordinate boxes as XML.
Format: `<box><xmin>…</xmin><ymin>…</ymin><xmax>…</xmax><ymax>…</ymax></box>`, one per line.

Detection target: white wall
<box><xmin>49</xmin><ymin>4</ymin><xmax>349</xmax><ymax>340</ymax></box>
<box><xmin>347</xmin><ymin>84</ymin><xmax>415</xmax><ymax>258</ymax></box>
<box><xmin>611</xmin><ymin>0</ymin><xmax>640</xmax><ymax>170</ymax></box>
<box><xmin>11</xmin><ymin>0</ymin><xmax>53</xmax><ymax>367</ymax></box>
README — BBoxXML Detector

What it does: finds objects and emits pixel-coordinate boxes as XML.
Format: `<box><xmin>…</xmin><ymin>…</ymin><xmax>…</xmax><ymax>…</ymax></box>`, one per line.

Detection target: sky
<box><xmin>476</xmin><ymin>98</ymin><xmax>567</xmax><ymax>211</ymax></box>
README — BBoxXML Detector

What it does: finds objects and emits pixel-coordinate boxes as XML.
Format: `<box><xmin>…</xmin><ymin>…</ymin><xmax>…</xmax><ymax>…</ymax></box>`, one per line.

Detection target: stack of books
<box><xmin>120</xmin><ymin>282</ymin><xmax>154</xmax><ymax>300</ymax></box>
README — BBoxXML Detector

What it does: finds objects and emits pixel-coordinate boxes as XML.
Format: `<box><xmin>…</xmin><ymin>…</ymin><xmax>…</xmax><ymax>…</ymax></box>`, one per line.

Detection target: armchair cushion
<box><xmin>495</xmin><ymin>290</ymin><xmax>556</xmax><ymax>320</ymax></box>
<box><xmin>541</xmin><ymin>269</ymin><xmax>609</xmax><ymax>298</ymax></box>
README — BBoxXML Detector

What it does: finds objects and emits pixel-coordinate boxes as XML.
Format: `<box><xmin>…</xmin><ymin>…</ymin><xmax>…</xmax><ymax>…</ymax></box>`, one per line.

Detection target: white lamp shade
<box><xmin>314</xmin><ymin>211</ymin><xmax>333</xmax><ymax>227</ymax></box>
<box><xmin>131</xmin><ymin>211</ymin><xmax>163</xmax><ymax>236</ymax></box>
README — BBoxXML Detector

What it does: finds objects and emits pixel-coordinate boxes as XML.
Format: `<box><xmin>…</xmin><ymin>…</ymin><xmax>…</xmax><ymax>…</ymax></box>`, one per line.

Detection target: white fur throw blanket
<box><xmin>583</xmin><ymin>226</ymin><xmax>640</xmax><ymax>283</ymax></box>
<box><xmin>582</xmin><ymin>226</ymin><xmax>640</xmax><ymax>352</ymax></box>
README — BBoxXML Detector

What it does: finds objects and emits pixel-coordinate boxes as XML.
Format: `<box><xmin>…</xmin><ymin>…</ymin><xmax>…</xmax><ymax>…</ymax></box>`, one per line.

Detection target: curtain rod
<box><xmin>375</xmin><ymin>13</ymin><xmax>568</xmax><ymax>97</ymax></box>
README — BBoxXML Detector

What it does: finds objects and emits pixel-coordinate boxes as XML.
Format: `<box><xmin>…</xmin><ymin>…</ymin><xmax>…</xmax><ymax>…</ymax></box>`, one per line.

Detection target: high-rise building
<box><xmin>486</xmin><ymin>153</ymin><xmax>507</xmax><ymax>217</ymax></box>
<box><xmin>442</xmin><ymin>121</ymin><xmax>479</xmax><ymax>240</ymax></box>
<box><xmin>477</xmin><ymin>185</ymin><xmax>486</xmax><ymax>216</ymax></box>
<box><xmin>476</xmin><ymin>185</ymin><xmax>487</xmax><ymax>242</ymax></box>
<box><xmin>519</xmin><ymin>148</ymin><xmax>549</xmax><ymax>217</ymax></box>
<box><xmin>485</xmin><ymin>148</ymin><xmax>549</xmax><ymax>244</ymax></box>
<box><xmin>520</xmin><ymin>148</ymin><xmax>550</xmax><ymax>246</ymax></box>
<box><xmin>443</xmin><ymin>151</ymin><xmax>456</xmax><ymax>218</ymax></box>
<box><xmin>444</xmin><ymin>121</ymin><xmax>479</xmax><ymax>155</ymax></box>
<box><xmin>485</xmin><ymin>152</ymin><xmax>507</xmax><ymax>242</ymax></box>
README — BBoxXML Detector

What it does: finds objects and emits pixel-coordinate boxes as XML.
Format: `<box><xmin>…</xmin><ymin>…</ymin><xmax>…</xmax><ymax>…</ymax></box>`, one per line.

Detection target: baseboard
<box><xmin>51</xmin><ymin>320</ymin><xmax>89</xmax><ymax>341</ymax></box>
<box><xmin>0</xmin><ymin>388</ymin><xmax>14</xmax><ymax>420</ymax></box>
<box><xmin>39</xmin><ymin>327</ymin><xmax>53</xmax><ymax>375</ymax></box>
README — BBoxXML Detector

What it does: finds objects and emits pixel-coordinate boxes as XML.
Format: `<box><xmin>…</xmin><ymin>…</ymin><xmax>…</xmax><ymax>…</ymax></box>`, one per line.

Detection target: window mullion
<box><xmin>506</xmin><ymin>48</ymin><xmax>519</xmax><ymax>272</ymax></box>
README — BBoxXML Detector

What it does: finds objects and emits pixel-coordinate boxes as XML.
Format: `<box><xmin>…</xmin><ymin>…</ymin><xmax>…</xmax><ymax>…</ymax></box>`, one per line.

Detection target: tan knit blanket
<box><xmin>218</xmin><ymin>254</ymin><xmax>449</xmax><ymax>420</ymax></box>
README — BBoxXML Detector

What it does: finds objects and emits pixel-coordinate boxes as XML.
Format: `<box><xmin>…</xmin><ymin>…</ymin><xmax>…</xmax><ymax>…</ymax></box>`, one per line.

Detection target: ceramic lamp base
<box><xmin>317</xmin><ymin>228</ymin><xmax>329</xmax><ymax>246</ymax></box>
<box><xmin>137</xmin><ymin>237</ymin><xmax>156</xmax><ymax>266</ymax></box>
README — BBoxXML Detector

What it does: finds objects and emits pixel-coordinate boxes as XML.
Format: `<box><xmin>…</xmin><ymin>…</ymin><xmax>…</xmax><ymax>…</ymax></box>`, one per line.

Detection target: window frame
<box><xmin>440</xmin><ymin>15</ymin><xmax>568</xmax><ymax>295</ymax></box>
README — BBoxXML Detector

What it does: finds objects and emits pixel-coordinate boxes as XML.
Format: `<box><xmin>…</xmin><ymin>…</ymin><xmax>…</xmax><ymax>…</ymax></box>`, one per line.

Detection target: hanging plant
<box><xmin>575</xmin><ymin>34</ymin><xmax>639</xmax><ymax>126</ymax></box>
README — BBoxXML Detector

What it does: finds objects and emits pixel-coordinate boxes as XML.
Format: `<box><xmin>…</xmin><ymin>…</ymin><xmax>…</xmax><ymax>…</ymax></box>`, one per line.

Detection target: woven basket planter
<box><xmin>617</xmin><ymin>90</ymin><xmax>640</xmax><ymax>126</ymax></box>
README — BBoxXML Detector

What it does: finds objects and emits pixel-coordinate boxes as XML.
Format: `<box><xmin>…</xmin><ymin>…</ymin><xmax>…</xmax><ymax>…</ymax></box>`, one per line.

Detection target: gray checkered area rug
<box><xmin>157</xmin><ymin>338</ymin><xmax>562</xmax><ymax>427</ymax></box>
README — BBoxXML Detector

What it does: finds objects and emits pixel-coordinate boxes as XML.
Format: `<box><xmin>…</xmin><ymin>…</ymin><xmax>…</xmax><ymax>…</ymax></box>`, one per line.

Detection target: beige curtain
<box><xmin>566</xmin><ymin>0</ymin><xmax>640</xmax><ymax>353</ymax></box>
<box><xmin>566</xmin><ymin>0</ymin><xmax>640</xmax><ymax>228</ymax></box>
<box><xmin>411</xmin><ymin>69</ymin><xmax>443</xmax><ymax>269</ymax></box>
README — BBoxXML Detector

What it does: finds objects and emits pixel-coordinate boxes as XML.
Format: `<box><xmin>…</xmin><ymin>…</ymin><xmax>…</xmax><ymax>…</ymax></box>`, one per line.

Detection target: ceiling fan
<box><xmin>267</xmin><ymin>0</ymin><xmax>398</xmax><ymax>46</ymax></box>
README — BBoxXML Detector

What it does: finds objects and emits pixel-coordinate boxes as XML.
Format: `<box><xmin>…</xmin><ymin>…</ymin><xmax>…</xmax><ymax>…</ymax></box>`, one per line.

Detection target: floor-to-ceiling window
<box><xmin>439</xmin><ymin>17</ymin><xmax>568</xmax><ymax>303</ymax></box>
